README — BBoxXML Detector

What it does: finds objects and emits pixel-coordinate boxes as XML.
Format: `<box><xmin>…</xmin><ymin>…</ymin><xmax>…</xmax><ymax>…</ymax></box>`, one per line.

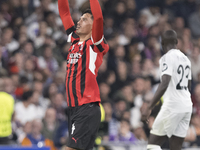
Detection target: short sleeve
<box><xmin>160</xmin><ymin>54</ymin><xmax>173</xmax><ymax>77</ymax></box>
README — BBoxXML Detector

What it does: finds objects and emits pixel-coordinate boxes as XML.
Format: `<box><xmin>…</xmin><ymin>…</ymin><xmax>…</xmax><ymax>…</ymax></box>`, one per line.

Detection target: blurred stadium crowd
<box><xmin>1</xmin><ymin>0</ymin><xmax>200</xmax><ymax>149</ymax></box>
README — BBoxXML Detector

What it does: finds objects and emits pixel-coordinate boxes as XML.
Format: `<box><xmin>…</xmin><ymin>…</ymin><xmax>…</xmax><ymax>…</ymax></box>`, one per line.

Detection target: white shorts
<box><xmin>150</xmin><ymin>108</ymin><xmax>192</xmax><ymax>138</ymax></box>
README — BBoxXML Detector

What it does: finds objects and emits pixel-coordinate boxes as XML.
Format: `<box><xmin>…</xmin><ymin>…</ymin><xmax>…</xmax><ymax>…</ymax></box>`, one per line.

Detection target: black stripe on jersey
<box><xmin>66</xmin><ymin>26</ymin><xmax>76</xmax><ymax>35</ymax></box>
<box><xmin>96</xmin><ymin>44</ymin><xmax>104</xmax><ymax>52</ymax></box>
<box><xmin>72</xmin><ymin>32</ymin><xmax>79</xmax><ymax>39</ymax></box>
<box><xmin>72</xmin><ymin>62</ymin><xmax>79</xmax><ymax>106</ymax></box>
<box><xmin>65</xmin><ymin>69</ymin><xmax>67</xmax><ymax>104</ymax></box>
<box><xmin>67</xmin><ymin>64</ymin><xmax>73</xmax><ymax>107</ymax></box>
<box><xmin>72</xmin><ymin>40</ymin><xmax>79</xmax><ymax>45</ymax></box>
<box><xmin>81</xmin><ymin>43</ymin><xmax>87</xmax><ymax>97</ymax></box>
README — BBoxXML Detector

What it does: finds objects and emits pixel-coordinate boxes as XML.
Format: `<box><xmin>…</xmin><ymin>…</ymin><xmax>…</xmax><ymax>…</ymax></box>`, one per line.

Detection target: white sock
<box><xmin>147</xmin><ymin>144</ymin><xmax>162</xmax><ymax>150</ymax></box>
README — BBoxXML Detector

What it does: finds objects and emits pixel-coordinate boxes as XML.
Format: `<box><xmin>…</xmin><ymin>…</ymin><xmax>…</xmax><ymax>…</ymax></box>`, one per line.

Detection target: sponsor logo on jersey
<box><xmin>68</xmin><ymin>53</ymin><xmax>82</xmax><ymax>64</ymax></box>
<box><xmin>162</xmin><ymin>63</ymin><xmax>168</xmax><ymax>72</ymax></box>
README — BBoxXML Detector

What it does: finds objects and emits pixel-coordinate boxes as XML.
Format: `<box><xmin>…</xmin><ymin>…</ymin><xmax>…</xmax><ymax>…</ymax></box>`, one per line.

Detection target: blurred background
<box><xmin>0</xmin><ymin>0</ymin><xmax>200</xmax><ymax>150</ymax></box>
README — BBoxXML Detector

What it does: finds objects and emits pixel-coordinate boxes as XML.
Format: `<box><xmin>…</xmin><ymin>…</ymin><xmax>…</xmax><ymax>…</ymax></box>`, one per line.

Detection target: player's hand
<box><xmin>140</xmin><ymin>102</ymin><xmax>152</xmax><ymax>123</ymax></box>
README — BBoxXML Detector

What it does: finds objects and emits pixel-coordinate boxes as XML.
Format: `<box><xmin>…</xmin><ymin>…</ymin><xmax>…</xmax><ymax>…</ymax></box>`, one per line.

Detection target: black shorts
<box><xmin>67</xmin><ymin>102</ymin><xmax>101</xmax><ymax>150</ymax></box>
<box><xmin>0</xmin><ymin>137</ymin><xmax>11</xmax><ymax>145</ymax></box>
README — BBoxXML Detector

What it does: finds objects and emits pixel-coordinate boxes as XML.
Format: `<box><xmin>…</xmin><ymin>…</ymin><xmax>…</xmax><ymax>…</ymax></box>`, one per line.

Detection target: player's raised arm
<box><xmin>58</xmin><ymin>0</ymin><xmax>75</xmax><ymax>35</ymax></box>
<box><xmin>90</xmin><ymin>0</ymin><xmax>104</xmax><ymax>45</ymax></box>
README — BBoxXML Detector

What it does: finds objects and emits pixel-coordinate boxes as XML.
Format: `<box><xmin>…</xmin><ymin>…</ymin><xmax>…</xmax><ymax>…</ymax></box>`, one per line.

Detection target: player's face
<box><xmin>76</xmin><ymin>13</ymin><xmax>93</xmax><ymax>36</ymax></box>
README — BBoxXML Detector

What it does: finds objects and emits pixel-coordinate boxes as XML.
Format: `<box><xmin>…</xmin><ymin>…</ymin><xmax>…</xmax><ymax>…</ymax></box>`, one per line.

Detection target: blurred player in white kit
<box><xmin>141</xmin><ymin>30</ymin><xmax>193</xmax><ymax>150</ymax></box>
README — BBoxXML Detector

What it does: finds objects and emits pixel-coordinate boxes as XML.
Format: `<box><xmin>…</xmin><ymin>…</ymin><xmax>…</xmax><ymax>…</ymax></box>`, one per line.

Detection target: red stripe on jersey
<box><xmin>74</xmin><ymin>44</ymin><xmax>85</xmax><ymax>105</ymax></box>
<box><xmin>75</xmin><ymin>54</ymin><xmax>82</xmax><ymax>105</ymax></box>
<box><xmin>65</xmin><ymin>72</ymin><xmax>69</xmax><ymax>106</ymax></box>
<box><xmin>69</xmin><ymin>63</ymin><xmax>76</xmax><ymax>107</ymax></box>
<box><xmin>66</xmin><ymin>64</ymin><xmax>72</xmax><ymax>107</ymax></box>
<box><xmin>80</xmin><ymin>44</ymin><xmax>87</xmax><ymax>98</ymax></box>
<box><xmin>72</xmin><ymin>58</ymin><xmax>79</xmax><ymax>106</ymax></box>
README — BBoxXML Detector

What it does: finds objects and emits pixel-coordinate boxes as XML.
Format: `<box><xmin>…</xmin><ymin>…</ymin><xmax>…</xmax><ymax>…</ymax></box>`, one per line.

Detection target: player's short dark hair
<box><xmin>22</xmin><ymin>90</ymin><xmax>33</xmax><ymax>101</ymax></box>
<box><xmin>82</xmin><ymin>9</ymin><xmax>93</xmax><ymax>20</ymax></box>
<box><xmin>162</xmin><ymin>30</ymin><xmax>178</xmax><ymax>45</ymax></box>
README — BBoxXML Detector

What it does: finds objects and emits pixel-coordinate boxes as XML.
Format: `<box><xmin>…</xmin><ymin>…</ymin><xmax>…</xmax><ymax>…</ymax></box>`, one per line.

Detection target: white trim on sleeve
<box><xmin>91</xmin><ymin>35</ymin><xmax>104</xmax><ymax>45</ymax></box>
<box><xmin>67</xmin><ymin>32</ymin><xmax>73</xmax><ymax>43</ymax></box>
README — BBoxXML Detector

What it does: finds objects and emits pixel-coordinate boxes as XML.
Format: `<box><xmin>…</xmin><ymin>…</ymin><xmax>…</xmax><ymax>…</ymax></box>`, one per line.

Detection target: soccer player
<box><xmin>141</xmin><ymin>30</ymin><xmax>192</xmax><ymax>150</ymax></box>
<box><xmin>58</xmin><ymin>0</ymin><xmax>109</xmax><ymax>150</ymax></box>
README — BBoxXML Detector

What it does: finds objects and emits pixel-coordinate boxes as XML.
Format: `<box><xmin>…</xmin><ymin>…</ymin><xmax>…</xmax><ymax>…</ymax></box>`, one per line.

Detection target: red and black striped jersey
<box><xmin>58</xmin><ymin>0</ymin><xmax>109</xmax><ymax>107</ymax></box>
<box><xmin>65</xmin><ymin>27</ymin><xmax>109</xmax><ymax>107</ymax></box>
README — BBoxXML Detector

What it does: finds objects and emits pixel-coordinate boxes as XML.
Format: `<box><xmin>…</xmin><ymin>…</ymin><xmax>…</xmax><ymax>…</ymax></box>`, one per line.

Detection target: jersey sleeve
<box><xmin>90</xmin><ymin>0</ymin><xmax>104</xmax><ymax>46</ymax></box>
<box><xmin>58</xmin><ymin>0</ymin><xmax>79</xmax><ymax>43</ymax></box>
<box><xmin>160</xmin><ymin>54</ymin><xmax>173</xmax><ymax>77</ymax></box>
<box><xmin>90</xmin><ymin>0</ymin><xmax>109</xmax><ymax>54</ymax></box>
<box><xmin>93</xmin><ymin>38</ymin><xmax>109</xmax><ymax>55</ymax></box>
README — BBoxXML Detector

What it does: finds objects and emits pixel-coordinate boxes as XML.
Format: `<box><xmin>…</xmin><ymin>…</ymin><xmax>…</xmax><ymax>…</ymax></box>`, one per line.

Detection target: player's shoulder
<box><xmin>165</xmin><ymin>49</ymin><xmax>184</xmax><ymax>59</ymax></box>
<box><xmin>168</xmin><ymin>49</ymin><xmax>186</xmax><ymax>56</ymax></box>
<box><xmin>87</xmin><ymin>37</ymin><xmax>108</xmax><ymax>45</ymax></box>
<box><xmin>160</xmin><ymin>50</ymin><xmax>173</xmax><ymax>62</ymax></box>
<box><xmin>167</xmin><ymin>49</ymin><xmax>178</xmax><ymax>55</ymax></box>
<box><xmin>175</xmin><ymin>49</ymin><xmax>191</xmax><ymax>61</ymax></box>
<box><xmin>160</xmin><ymin>49</ymin><xmax>178</xmax><ymax>64</ymax></box>
<box><xmin>86</xmin><ymin>38</ymin><xmax>93</xmax><ymax>44</ymax></box>
<box><xmin>171</xmin><ymin>49</ymin><xmax>191</xmax><ymax>64</ymax></box>
<box><xmin>87</xmin><ymin>37</ymin><xmax>109</xmax><ymax>53</ymax></box>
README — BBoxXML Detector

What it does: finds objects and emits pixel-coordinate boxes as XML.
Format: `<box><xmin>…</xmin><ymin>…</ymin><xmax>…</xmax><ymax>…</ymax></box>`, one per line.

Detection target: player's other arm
<box><xmin>141</xmin><ymin>75</ymin><xmax>171</xmax><ymax>121</ymax></box>
<box><xmin>58</xmin><ymin>0</ymin><xmax>75</xmax><ymax>34</ymax></box>
<box><xmin>149</xmin><ymin>75</ymin><xmax>171</xmax><ymax>109</ymax></box>
<box><xmin>58</xmin><ymin>0</ymin><xmax>79</xmax><ymax>43</ymax></box>
<box><xmin>90</xmin><ymin>0</ymin><xmax>104</xmax><ymax>44</ymax></box>
<box><xmin>90</xmin><ymin>0</ymin><xmax>109</xmax><ymax>55</ymax></box>
<box><xmin>188</xmin><ymin>61</ymin><xmax>192</xmax><ymax>93</ymax></box>
<box><xmin>188</xmin><ymin>80</ymin><xmax>191</xmax><ymax>93</ymax></box>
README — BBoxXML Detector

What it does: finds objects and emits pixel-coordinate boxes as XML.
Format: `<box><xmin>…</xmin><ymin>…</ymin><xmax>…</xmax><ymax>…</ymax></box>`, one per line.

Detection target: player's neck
<box><xmin>79</xmin><ymin>33</ymin><xmax>92</xmax><ymax>42</ymax></box>
<box><xmin>166</xmin><ymin>44</ymin><xmax>177</xmax><ymax>52</ymax></box>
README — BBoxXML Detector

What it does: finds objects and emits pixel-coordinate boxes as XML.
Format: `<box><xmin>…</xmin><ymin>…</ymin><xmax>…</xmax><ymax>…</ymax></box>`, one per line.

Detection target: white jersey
<box><xmin>159</xmin><ymin>49</ymin><xmax>192</xmax><ymax>112</ymax></box>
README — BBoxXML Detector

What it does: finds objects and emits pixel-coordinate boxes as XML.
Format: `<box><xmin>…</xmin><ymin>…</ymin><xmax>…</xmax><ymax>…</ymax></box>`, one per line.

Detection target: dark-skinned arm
<box><xmin>141</xmin><ymin>74</ymin><xmax>171</xmax><ymax>121</ymax></box>
<box><xmin>188</xmin><ymin>80</ymin><xmax>191</xmax><ymax>93</ymax></box>
<box><xmin>148</xmin><ymin>74</ymin><xmax>171</xmax><ymax>109</ymax></box>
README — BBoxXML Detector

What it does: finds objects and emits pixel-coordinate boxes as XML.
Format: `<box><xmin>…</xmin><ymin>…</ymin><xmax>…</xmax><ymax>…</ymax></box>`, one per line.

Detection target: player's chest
<box><xmin>67</xmin><ymin>43</ymin><xmax>86</xmax><ymax>64</ymax></box>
